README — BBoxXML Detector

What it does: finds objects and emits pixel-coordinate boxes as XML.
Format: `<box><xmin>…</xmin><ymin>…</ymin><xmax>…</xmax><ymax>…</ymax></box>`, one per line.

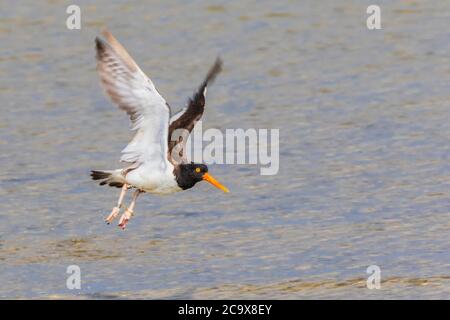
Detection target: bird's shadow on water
<box><xmin>166</xmin><ymin>289</ymin><xmax>194</xmax><ymax>299</ymax></box>
<box><xmin>156</xmin><ymin>210</ymin><xmax>224</xmax><ymax>219</ymax></box>
<box><xmin>81</xmin><ymin>292</ymin><xmax>125</xmax><ymax>300</ymax></box>
<box><xmin>79</xmin><ymin>288</ymin><xmax>194</xmax><ymax>299</ymax></box>
<box><xmin>165</xmin><ymin>211</ymin><xmax>201</xmax><ymax>218</ymax></box>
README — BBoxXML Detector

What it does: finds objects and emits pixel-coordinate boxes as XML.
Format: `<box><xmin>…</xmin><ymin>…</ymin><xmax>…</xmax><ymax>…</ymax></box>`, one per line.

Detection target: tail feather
<box><xmin>91</xmin><ymin>170</ymin><xmax>112</xmax><ymax>180</ymax></box>
<box><xmin>90</xmin><ymin>170</ymin><xmax>125</xmax><ymax>188</ymax></box>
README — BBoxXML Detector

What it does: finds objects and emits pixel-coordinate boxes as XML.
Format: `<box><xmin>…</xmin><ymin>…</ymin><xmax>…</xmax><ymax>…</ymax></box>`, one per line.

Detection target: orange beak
<box><xmin>202</xmin><ymin>173</ymin><xmax>229</xmax><ymax>193</ymax></box>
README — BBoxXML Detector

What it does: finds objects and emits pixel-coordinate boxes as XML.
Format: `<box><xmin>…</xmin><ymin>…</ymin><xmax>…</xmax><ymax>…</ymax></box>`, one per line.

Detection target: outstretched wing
<box><xmin>95</xmin><ymin>30</ymin><xmax>171</xmax><ymax>168</ymax></box>
<box><xmin>168</xmin><ymin>58</ymin><xmax>223</xmax><ymax>164</ymax></box>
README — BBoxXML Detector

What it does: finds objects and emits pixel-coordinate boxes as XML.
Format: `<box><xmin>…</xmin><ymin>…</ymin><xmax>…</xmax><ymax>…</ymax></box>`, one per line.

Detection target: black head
<box><xmin>174</xmin><ymin>163</ymin><xmax>229</xmax><ymax>192</ymax></box>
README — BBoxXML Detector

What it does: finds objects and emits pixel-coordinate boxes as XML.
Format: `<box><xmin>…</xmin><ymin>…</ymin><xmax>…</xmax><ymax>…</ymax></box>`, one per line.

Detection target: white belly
<box><xmin>124</xmin><ymin>164</ymin><xmax>182</xmax><ymax>194</ymax></box>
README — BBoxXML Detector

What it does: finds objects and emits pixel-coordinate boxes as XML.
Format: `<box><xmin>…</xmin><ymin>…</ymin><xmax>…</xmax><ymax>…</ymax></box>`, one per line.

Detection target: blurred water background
<box><xmin>0</xmin><ymin>0</ymin><xmax>449</xmax><ymax>299</ymax></box>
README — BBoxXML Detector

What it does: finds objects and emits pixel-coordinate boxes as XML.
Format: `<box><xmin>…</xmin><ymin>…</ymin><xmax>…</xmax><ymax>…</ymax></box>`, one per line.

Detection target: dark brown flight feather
<box><xmin>168</xmin><ymin>57</ymin><xmax>223</xmax><ymax>164</ymax></box>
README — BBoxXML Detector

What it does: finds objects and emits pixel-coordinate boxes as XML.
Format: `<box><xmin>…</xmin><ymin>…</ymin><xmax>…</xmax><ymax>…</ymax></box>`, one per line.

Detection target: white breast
<box><xmin>125</xmin><ymin>162</ymin><xmax>182</xmax><ymax>194</ymax></box>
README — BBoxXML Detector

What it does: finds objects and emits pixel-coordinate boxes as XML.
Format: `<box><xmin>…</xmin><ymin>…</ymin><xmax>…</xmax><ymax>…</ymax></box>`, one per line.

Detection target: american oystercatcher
<box><xmin>91</xmin><ymin>30</ymin><xmax>228</xmax><ymax>229</ymax></box>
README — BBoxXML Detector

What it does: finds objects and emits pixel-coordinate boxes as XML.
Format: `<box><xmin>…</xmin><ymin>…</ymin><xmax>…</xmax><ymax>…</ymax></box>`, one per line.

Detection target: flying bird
<box><xmin>91</xmin><ymin>30</ymin><xmax>228</xmax><ymax>229</ymax></box>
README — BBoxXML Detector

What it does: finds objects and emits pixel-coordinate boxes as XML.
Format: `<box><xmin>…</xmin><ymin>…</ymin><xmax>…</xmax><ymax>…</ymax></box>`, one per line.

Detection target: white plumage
<box><xmin>92</xmin><ymin>30</ymin><xmax>227</xmax><ymax>229</ymax></box>
<box><xmin>96</xmin><ymin>31</ymin><xmax>179</xmax><ymax>194</ymax></box>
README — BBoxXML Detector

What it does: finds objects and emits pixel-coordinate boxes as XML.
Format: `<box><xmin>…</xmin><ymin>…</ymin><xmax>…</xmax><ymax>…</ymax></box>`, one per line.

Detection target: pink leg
<box><xmin>118</xmin><ymin>189</ymin><xmax>141</xmax><ymax>230</ymax></box>
<box><xmin>105</xmin><ymin>184</ymin><xmax>128</xmax><ymax>224</ymax></box>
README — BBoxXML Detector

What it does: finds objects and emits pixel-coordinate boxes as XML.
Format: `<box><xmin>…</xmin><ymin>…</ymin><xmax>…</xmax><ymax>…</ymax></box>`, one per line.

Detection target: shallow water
<box><xmin>0</xmin><ymin>0</ymin><xmax>449</xmax><ymax>299</ymax></box>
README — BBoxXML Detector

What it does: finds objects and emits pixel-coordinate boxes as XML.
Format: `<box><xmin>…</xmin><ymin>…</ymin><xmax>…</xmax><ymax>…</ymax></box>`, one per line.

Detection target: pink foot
<box><xmin>118</xmin><ymin>209</ymin><xmax>133</xmax><ymax>230</ymax></box>
<box><xmin>105</xmin><ymin>207</ymin><xmax>120</xmax><ymax>224</ymax></box>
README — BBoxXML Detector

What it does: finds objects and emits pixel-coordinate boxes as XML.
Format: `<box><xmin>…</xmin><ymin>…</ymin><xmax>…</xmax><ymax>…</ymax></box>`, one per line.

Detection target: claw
<box><xmin>118</xmin><ymin>219</ymin><xmax>129</xmax><ymax>230</ymax></box>
<box><xmin>118</xmin><ymin>208</ymin><xmax>133</xmax><ymax>230</ymax></box>
<box><xmin>105</xmin><ymin>206</ymin><xmax>120</xmax><ymax>224</ymax></box>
